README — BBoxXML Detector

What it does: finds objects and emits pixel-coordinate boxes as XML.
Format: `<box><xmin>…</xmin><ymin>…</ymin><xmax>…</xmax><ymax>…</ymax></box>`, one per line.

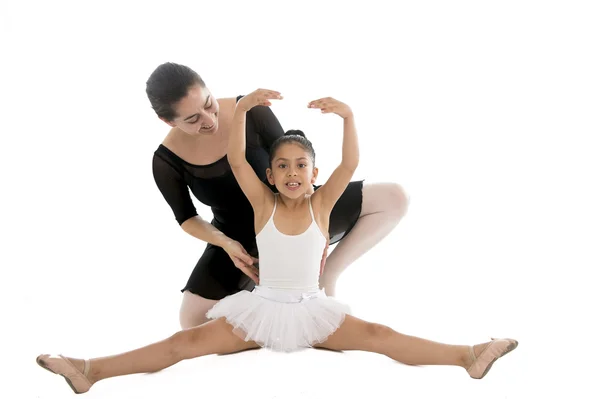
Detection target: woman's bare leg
<box><xmin>38</xmin><ymin>318</ymin><xmax>258</xmax><ymax>390</ymax></box>
<box><xmin>179</xmin><ymin>290</ymin><xmax>219</xmax><ymax>329</ymax></box>
<box><xmin>315</xmin><ymin>315</ymin><xmax>493</xmax><ymax>370</ymax></box>
<box><xmin>321</xmin><ymin>182</ymin><xmax>410</xmax><ymax>296</ymax></box>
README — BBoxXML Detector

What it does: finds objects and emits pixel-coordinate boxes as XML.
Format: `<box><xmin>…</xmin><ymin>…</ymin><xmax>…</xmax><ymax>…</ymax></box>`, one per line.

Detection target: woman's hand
<box><xmin>319</xmin><ymin>237</ymin><xmax>330</xmax><ymax>276</ymax></box>
<box><xmin>222</xmin><ymin>239</ymin><xmax>260</xmax><ymax>284</ymax></box>
<box><xmin>237</xmin><ymin>89</ymin><xmax>283</xmax><ymax>112</ymax></box>
<box><xmin>308</xmin><ymin>97</ymin><xmax>353</xmax><ymax>119</ymax></box>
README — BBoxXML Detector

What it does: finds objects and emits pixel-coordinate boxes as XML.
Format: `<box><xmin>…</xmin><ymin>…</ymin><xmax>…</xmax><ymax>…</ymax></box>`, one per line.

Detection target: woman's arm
<box><xmin>152</xmin><ymin>153</ymin><xmax>258</xmax><ymax>276</ymax></box>
<box><xmin>180</xmin><ymin>217</ymin><xmax>257</xmax><ymax>274</ymax></box>
<box><xmin>152</xmin><ymin>152</ymin><xmax>199</xmax><ymax>225</ymax></box>
<box><xmin>228</xmin><ymin>89</ymin><xmax>283</xmax><ymax>213</ymax></box>
<box><xmin>180</xmin><ymin>216</ymin><xmax>232</xmax><ymax>246</ymax></box>
<box><xmin>310</xmin><ymin>97</ymin><xmax>359</xmax><ymax>215</ymax></box>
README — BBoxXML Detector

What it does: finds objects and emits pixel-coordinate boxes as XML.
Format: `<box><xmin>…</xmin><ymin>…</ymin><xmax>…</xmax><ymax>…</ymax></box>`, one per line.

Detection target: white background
<box><xmin>2</xmin><ymin>1</ymin><xmax>599</xmax><ymax>398</ymax></box>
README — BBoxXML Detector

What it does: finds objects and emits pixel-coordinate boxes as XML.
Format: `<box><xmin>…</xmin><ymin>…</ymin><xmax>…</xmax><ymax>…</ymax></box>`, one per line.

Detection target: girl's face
<box><xmin>163</xmin><ymin>84</ymin><xmax>220</xmax><ymax>136</ymax></box>
<box><xmin>267</xmin><ymin>143</ymin><xmax>318</xmax><ymax>198</ymax></box>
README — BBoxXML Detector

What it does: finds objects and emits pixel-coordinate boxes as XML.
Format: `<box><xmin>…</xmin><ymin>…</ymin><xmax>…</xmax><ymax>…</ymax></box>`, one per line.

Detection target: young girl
<box><xmin>36</xmin><ymin>89</ymin><xmax>518</xmax><ymax>394</ymax></box>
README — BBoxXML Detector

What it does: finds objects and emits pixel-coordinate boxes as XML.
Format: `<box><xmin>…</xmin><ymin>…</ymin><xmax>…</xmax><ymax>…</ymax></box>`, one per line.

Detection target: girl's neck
<box><xmin>276</xmin><ymin>193</ymin><xmax>310</xmax><ymax>210</ymax></box>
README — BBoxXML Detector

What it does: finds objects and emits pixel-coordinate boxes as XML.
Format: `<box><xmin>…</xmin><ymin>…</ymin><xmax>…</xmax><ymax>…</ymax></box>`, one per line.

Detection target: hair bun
<box><xmin>284</xmin><ymin>129</ymin><xmax>306</xmax><ymax>138</ymax></box>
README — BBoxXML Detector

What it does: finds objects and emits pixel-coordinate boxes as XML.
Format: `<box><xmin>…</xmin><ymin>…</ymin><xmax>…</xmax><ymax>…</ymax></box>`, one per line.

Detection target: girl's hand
<box><xmin>222</xmin><ymin>239</ymin><xmax>260</xmax><ymax>284</ymax></box>
<box><xmin>237</xmin><ymin>89</ymin><xmax>283</xmax><ymax>112</ymax></box>
<box><xmin>308</xmin><ymin>97</ymin><xmax>353</xmax><ymax>119</ymax></box>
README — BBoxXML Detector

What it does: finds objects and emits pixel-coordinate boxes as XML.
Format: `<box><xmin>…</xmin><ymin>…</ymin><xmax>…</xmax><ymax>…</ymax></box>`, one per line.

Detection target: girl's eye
<box><xmin>279</xmin><ymin>164</ymin><xmax>287</xmax><ymax>168</ymax></box>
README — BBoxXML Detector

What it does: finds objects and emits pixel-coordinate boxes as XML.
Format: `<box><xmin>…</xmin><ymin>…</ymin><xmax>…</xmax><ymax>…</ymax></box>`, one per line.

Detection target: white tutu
<box><xmin>206</xmin><ymin>285</ymin><xmax>351</xmax><ymax>352</ymax></box>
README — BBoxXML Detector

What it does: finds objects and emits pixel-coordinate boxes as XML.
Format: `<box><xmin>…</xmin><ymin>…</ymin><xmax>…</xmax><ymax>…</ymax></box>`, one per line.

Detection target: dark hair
<box><xmin>145</xmin><ymin>62</ymin><xmax>205</xmax><ymax>121</ymax></box>
<box><xmin>269</xmin><ymin>130</ymin><xmax>316</xmax><ymax>166</ymax></box>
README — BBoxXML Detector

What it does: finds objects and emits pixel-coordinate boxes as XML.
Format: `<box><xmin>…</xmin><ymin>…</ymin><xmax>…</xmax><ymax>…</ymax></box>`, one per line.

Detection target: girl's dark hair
<box><xmin>145</xmin><ymin>62</ymin><xmax>205</xmax><ymax>121</ymax></box>
<box><xmin>269</xmin><ymin>130</ymin><xmax>316</xmax><ymax>165</ymax></box>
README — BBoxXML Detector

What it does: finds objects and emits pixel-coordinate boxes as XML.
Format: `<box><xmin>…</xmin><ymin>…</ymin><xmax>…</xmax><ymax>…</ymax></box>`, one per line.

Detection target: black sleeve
<box><xmin>152</xmin><ymin>153</ymin><xmax>198</xmax><ymax>225</ymax></box>
<box><xmin>249</xmin><ymin>105</ymin><xmax>285</xmax><ymax>149</ymax></box>
<box><xmin>237</xmin><ymin>95</ymin><xmax>285</xmax><ymax>151</ymax></box>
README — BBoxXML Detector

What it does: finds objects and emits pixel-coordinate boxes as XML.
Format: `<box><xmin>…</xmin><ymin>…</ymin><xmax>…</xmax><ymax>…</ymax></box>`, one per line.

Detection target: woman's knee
<box><xmin>179</xmin><ymin>291</ymin><xmax>218</xmax><ymax>330</ymax></box>
<box><xmin>362</xmin><ymin>182</ymin><xmax>410</xmax><ymax>218</ymax></box>
<box><xmin>383</xmin><ymin>183</ymin><xmax>410</xmax><ymax>217</ymax></box>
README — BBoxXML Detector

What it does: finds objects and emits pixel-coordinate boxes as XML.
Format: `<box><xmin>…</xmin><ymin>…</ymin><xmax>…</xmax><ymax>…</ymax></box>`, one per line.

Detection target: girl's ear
<box><xmin>311</xmin><ymin>167</ymin><xmax>319</xmax><ymax>184</ymax></box>
<box><xmin>266</xmin><ymin>168</ymin><xmax>275</xmax><ymax>185</ymax></box>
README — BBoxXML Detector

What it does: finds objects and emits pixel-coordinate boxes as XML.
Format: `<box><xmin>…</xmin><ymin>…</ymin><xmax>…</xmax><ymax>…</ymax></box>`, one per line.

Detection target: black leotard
<box><xmin>152</xmin><ymin>96</ymin><xmax>363</xmax><ymax>299</ymax></box>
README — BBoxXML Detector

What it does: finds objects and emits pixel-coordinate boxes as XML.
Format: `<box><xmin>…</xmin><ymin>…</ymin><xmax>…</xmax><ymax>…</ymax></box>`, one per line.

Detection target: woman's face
<box><xmin>165</xmin><ymin>84</ymin><xmax>220</xmax><ymax>136</ymax></box>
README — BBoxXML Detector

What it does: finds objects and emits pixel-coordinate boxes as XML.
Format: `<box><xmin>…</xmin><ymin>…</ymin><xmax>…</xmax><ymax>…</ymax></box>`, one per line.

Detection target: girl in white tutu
<box><xmin>36</xmin><ymin>89</ymin><xmax>518</xmax><ymax>394</ymax></box>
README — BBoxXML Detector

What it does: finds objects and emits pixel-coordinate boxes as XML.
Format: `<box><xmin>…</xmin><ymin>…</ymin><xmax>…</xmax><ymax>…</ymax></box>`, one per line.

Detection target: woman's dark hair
<box><xmin>269</xmin><ymin>130</ymin><xmax>316</xmax><ymax>166</ymax></box>
<box><xmin>145</xmin><ymin>62</ymin><xmax>205</xmax><ymax>121</ymax></box>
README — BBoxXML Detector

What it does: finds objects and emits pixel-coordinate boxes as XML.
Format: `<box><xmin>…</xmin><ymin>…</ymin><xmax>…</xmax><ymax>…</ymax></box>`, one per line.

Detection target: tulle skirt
<box><xmin>206</xmin><ymin>285</ymin><xmax>351</xmax><ymax>352</ymax></box>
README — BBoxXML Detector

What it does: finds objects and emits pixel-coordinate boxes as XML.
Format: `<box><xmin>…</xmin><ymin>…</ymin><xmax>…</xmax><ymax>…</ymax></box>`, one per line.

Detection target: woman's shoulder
<box><xmin>158</xmin><ymin>128</ymin><xmax>181</xmax><ymax>154</ymax></box>
<box><xmin>156</xmin><ymin>129</ymin><xmax>195</xmax><ymax>165</ymax></box>
<box><xmin>217</xmin><ymin>96</ymin><xmax>242</xmax><ymax>105</ymax></box>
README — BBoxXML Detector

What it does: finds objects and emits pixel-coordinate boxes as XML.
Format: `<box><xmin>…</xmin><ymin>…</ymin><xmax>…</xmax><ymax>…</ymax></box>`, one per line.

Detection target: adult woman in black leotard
<box><xmin>148</xmin><ymin>62</ymin><xmax>409</xmax><ymax>328</ymax></box>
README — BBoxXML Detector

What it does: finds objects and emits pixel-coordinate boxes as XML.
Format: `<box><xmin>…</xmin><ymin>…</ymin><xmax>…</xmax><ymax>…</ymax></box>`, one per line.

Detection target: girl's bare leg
<box><xmin>38</xmin><ymin>318</ymin><xmax>258</xmax><ymax>391</ymax></box>
<box><xmin>315</xmin><ymin>315</ymin><xmax>516</xmax><ymax>377</ymax></box>
<box><xmin>321</xmin><ymin>182</ymin><xmax>410</xmax><ymax>296</ymax></box>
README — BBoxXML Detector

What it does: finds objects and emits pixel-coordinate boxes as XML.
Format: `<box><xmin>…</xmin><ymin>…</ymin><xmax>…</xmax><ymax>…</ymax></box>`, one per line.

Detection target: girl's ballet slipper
<box><xmin>467</xmin><ymin>338</ymin><xmax>518</xmax><ymax>379</ymax></box>
<box><xmin>36</xmin><ymin>354</ymin><xmax>92</xmax><ymax>394</ymax></box>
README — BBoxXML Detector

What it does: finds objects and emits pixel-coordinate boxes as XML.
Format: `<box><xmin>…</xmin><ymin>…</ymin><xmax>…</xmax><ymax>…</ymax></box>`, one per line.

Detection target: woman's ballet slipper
<box><xmin>467</xmin><ymin>338</ymin><xmax>518</xmax><ymax>379</ymax></box>
<box><xmin>36</xmin><ymin>354</ymin><xmax>92</xmax><ymax>394</ymax></box>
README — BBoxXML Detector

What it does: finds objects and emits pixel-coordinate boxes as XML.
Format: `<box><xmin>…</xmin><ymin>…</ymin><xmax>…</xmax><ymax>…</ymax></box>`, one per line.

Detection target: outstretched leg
<box><xmin>315</xmin><ymin>315</ymin><xmax>517</xmax><ymax>379</ymax></box>
<box><xmin>321</xmin><ymin>182</ymin><xmax>410</xmax><ymax>296</ymax></box>
<box><xmin>37</xmin><ymin>318</ymin><xmax>259</xmax><ymax>393</ymax></box>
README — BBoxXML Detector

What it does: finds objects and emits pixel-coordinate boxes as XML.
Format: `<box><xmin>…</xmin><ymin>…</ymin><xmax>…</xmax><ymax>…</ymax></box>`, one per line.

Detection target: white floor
<box><xmin>10</xmin><ymin>202</ymin><xmax>599</xmax><ymax>398</ymax></box>
<box><xmin>3</xmin><ymin>1</ymin><xmax>599</xmax><ymax>398</ymax></box>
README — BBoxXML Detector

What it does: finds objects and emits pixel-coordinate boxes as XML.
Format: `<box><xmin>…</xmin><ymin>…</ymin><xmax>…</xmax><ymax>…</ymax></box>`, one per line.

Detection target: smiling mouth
<box><xmin>286</xmin><ymin>182</ymin><xmax>301</xmax><ymax>188</ymax></box>
<box><xmin>199</xmin><ymin>114</ymin><xmax>217</xmax><ymax>131</ymax></box>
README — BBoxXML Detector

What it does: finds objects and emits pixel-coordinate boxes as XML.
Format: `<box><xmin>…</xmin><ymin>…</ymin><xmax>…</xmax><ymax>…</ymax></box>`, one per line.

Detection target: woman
<box><xmin>148</xmin><ymin>62</ymin><xmax>409</xmax><ymax>329</ymax></box>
